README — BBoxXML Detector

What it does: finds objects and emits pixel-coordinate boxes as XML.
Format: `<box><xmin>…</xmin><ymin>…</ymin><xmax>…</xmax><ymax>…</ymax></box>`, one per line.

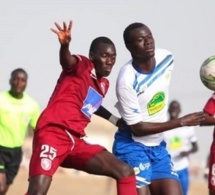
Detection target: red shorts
<box><xmin>209</xmin><ymin>142</ymin><xmax>215</xmax><ymax>191</ymax></box>
<box><xmin>29</xmin><ymin>125</ymin><xmax>105</xmax><ymax>178</ymax></box>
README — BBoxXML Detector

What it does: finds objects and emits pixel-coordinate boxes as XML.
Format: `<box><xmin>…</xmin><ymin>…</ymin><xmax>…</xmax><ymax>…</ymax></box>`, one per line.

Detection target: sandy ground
<box><xmin>7</xmin><ymin>116</ymin><xmax>209</xmax><ymax>194</ymax></box>
<box><xmin>7</xmin><ymin>167</ymin><xmax>208</xmax><ymax>195</ymax></box>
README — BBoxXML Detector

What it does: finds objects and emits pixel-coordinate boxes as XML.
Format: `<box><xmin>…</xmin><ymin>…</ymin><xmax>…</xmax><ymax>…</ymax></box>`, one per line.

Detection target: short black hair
<box><xmin>123</xmin><ymin>22</ymin><xmax>148</xmax><ymax>44</ymax></box>
<box><xmin>169</xmin><ymin>100</ymin><xmax>180</xmax><ymax>107</ymax></box>
<box><xmin>168</xmin><ymin>100</ymin><xmax>181</xmax><ymax>112</ymax></box>
<box><xmin>11</xmin><ymin>68</ymin><xmax>28</xmax><ymax>78</ymax></box>
<box><xmin>89</xmin><ymin>36</ymin><xmax>114</xmax><ymax>53</ymax></box>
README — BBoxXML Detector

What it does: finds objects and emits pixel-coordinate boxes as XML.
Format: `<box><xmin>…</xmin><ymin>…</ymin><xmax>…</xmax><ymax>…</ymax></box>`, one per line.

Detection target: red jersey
<box><xmin>36</xmin><ymin>55</ymin><xmax>109</xmax><ymax>136</ymax></box>
<box><xmin>203</xmin><ymin>92</ymin><xmax>215</xmax><ymax>140</ymax></box>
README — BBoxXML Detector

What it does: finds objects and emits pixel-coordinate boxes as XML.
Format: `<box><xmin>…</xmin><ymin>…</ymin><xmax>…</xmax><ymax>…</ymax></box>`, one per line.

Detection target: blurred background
<box><xmin>1</xmin><ymin>0</ymin><xmax>214</xmax><ymax>194</ymax></box>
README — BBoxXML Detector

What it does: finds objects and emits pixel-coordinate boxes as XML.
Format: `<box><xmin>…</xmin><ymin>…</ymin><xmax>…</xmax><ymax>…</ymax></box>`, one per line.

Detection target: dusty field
<box><xmin>7</xmin><ymin>166</ymin><xmax>208</xmax><ymax>195</ymax></box>
<box><xmin>7</xmin><ymin>167</ymin><xmax>208</xmax><ymax>195</ymax></box>
<box><xmin>7</xmin><ymin>116</ymin><xmax>209</xmax><ymax>195</ymax></box>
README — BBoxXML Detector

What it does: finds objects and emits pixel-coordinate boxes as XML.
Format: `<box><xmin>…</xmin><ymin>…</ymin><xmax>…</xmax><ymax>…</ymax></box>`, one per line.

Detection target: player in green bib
<box><xmin>0</xmin><ymin>68</ymin><xmax>40</xmax><ymax>194</ymax></box>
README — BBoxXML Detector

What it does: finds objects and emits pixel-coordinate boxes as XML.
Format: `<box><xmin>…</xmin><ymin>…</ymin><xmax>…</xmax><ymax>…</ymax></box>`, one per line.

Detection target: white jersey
<box><xmin>115</xmin><ymin>48</ymin><xmax>174</xmax><ymax>146</ymax></box>
<box><xmin>164</xmin><ymin>126</ymin><xmax>197</xmax><ymax>170</ymax></box>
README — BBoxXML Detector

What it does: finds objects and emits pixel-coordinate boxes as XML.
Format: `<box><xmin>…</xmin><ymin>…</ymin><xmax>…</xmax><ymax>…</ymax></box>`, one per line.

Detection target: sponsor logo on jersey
<box><xmin>82</xmin><ymin>87</ymin><xmax>103</xmax><ymax>118</ymax></box>
<box><xmin>147</xmin><ymin>92</ymin><xmax>165</xmax><ymax>115</ymax></box>
<box><xmin>169</xmin><ymin>136</ymin><xmax>183</xmax><ymax>149</ymax></box>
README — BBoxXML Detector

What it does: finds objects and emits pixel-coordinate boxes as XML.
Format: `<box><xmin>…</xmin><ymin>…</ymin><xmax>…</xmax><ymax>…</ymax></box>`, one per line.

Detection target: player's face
<box><xmin>10</xmin><ymin>72</ymin><xmax>27</xmax><ymax>95</ymax></box>
<box><xmin>169</xmin><ymin>103</ymin><xmax>181</xmax><ymax>119</ymax></box>
<box><xmin>90</xmin><ymin>43</ymin><xmax>116</xmax><ymax>78</ymax></box>
<box><xmin>127</xmin><ymin>26</ymin><xmax>155</xmax><ymax>60</ymax></box>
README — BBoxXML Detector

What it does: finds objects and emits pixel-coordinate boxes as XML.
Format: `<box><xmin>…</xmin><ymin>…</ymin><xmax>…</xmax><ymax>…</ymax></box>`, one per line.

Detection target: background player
<box><xmin>200</xmin><ymin>92</ymin><xmax>215</xmax><ymax>195</ymax></box>
<box><xmin>0</xmin><ymin>68</ymin><xmax>40</xmax><ymax>195</ymax></box>
<box><xmin>164</xmin><ymin>100</ymin><xmax>198</xmax><ymax>195</ymax></box>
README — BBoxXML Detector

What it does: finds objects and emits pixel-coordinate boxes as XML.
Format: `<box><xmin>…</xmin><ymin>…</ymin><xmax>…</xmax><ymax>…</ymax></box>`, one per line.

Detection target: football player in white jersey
<box><xmin>164</xmin><ymin>100</ymin><xmax>198</xmax><ymax>195</ymax></box>
<box><xmin>112</xmin><ymin>22</ymin><xmax>205</xmax><ymax>195</ymax></box>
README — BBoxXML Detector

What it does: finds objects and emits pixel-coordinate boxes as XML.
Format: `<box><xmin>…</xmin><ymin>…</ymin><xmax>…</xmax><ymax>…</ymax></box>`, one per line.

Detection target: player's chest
<box><xmin>0</xmin><ymin>100</ymin><xmax>31</xmax><ymax>115</ymax></box>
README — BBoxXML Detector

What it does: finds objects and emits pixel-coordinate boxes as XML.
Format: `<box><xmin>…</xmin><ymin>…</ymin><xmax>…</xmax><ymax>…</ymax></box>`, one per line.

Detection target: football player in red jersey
<box><xmin>25</xmin><ymin>21</ymin><xmax>137</xmax><ymax>195</ymax></box>
<box><xmin>201</xmin><ymin>93</ymin><xmax>215</xmax><ymax>195</ymax></box>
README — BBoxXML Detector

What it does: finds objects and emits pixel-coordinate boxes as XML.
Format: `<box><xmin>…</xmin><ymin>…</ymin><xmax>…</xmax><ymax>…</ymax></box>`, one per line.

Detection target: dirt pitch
<box><xmin>7</xmin><ymin>167</ymin><xmax>208</xmax><ymax>195</ymax></box>
<box><xmin>7</xmin><ymin>116</ymin><xmax>209</xmax><ymax>195</ymax></box>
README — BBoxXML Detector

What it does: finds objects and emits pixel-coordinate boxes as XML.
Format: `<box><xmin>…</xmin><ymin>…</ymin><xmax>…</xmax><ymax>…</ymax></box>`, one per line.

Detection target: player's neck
<box><xmin>9</xmin><ymin>90</ymin><xmax>24</xmax><ymax>99</ymax></box>
<box><xmin>133</xmin><ymin>57</ymin><xmax>155</xmax><ymax>73</ymax></box>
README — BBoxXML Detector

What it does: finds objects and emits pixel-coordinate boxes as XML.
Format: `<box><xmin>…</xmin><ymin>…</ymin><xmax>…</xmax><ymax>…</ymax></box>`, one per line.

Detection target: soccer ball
<box><xmin>200</xmin><ymin>56</ymin><xmax>215</xmax><ymax>91</ymax></box>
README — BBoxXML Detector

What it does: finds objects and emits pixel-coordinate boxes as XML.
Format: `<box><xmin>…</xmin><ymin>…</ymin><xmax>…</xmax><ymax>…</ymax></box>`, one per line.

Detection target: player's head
<box><xmin>123</xmin><ymin>22</ymin><xmax>155</xmax><ymax>60</ymax></box>
<box><xmin>89</xmin><ymin>36</ymin><xmax>116</xmax><ymax>78</ymax></box>
<box><xmin>9</xmin><ymin>68</ymin><xmax>28</xmax><ymax>98</ymax></box>
<box><xmin>168</xmin><ymin>100</ymin><xmax>181</xmax><ymax>120</ymax></box>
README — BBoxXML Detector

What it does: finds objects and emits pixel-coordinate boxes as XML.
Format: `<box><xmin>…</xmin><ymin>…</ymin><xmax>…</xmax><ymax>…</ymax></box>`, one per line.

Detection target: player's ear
<box><xmin>89</xmin><ymin>51</ymin><xmax>94</xmax><ymax>61</ymax></box>
<box><xmin>125</xmin><ymin>42</ymin><xmax>131</xmax><ymax>51</ymax></box>
<box><xmin>9</xmin><ymin>78</ymin><xmax>12</xmax><ymax>85</ymax></box>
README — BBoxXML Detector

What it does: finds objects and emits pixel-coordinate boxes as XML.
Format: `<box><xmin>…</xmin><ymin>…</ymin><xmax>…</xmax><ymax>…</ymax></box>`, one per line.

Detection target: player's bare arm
<box><xmin>179</xmin><ymin>141</ymin><xmax>198</xmax><ymax>157</ymax></box>
<box><xmin>130</xmin><ymin>111</ymin><xmax>205</xmax><ymax>136</ymax></box>
<box><xmin>200</xmin><ymin>112</ymin><xmax>215</xmax><ymax>126</ymax></box>
<box><xmin>51</xmin><ymin>20</ymin><xmax>77</xmax><ymax>69</ymax></box>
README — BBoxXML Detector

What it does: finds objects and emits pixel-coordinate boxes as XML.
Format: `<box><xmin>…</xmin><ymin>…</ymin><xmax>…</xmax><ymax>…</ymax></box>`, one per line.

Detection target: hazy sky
<box><xmin>1</xmin><ymin>0</ymin><xmax>215</xmax><ymax>162</ymax></box>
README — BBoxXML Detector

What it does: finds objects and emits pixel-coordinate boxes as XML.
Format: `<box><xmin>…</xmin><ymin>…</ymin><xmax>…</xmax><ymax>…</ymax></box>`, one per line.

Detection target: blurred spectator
<box><xmin>0</xmin><ymin>68</ymin><xmax>40</xmax><ymax>194</ymax></box>
<box><xmin>164</xmin><ymin>100</ymin><xmax>198</xmax><ymax>195</ymax></box>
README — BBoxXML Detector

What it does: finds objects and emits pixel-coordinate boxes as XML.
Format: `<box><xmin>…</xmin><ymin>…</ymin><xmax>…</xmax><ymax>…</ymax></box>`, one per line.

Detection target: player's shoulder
<box><xmin>155</xmin><ymin>48</ymin><xmax>174</xmax><ymax>67</ymax></box>
<box><xmin>155</xmin><ymin>48</ymin><xmax>172</xmax><ymax>55</ymax></box>
<box><xmin>117</xmin><ymin>59</ymin><xmax>134</xmax><ymax>80</ymax></box>
<box><xmin>73</xmin><ymin>54</ymin><xmax>93</xmax><ymax>69</ymax></box>
<box><xmin>23</xmin><ymin>93</ymin><xmax>39</xmax><ymax>107</ymax></box>
<box><xmin>73</xmin><ymin>55</ymin><xmax>93</xmax><ymax>65</ymax></box>
<box><xmin>0</xmin><ymin>91</ymin><xmax>10</xmax><ymax>100</ymax></box>
<box><xmin>155</xmin><ymin>48</ymin><xmax>174</xmax><ymax>59</ymax></box>
<box><xmin>73</xmin><ymin>55</ymin><xmax>88</xmax><ymax>61</ymax></box>
<box><xmin>119</xmin><ymin>59</ymin><xmax>133</xmax><ymax>72</ymax></box>
<box><xmin>0</xmin><ymin>91</ymin><xmax>7</xmax><ymax>96</ymax></box>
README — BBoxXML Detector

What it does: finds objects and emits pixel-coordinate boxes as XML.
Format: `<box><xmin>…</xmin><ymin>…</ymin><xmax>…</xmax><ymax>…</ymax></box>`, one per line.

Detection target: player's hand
<box><xmin>116</xmin><ymin>118</ymin><xmax>127</xmax><ymax>129</ymax></box>
<box><xmin>179</xmin><ymin>111</ymin><xmax>205</xmax><ymax>126</ymax></box>
<box><xmin>51</xmin><ymin>20</ymin><xmax>72</xmax><ymax>46</ymax></box>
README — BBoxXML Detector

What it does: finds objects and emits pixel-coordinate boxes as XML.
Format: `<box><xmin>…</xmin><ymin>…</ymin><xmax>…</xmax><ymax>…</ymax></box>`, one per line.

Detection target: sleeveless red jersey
<box><xmin>36</xmin><ymin>55</ymin><xmax>109</xmax><ymax>136</ymax></box>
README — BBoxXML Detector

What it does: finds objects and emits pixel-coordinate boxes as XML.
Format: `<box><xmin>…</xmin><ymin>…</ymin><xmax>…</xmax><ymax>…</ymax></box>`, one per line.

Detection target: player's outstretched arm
<box><xmin>200</xmin><ymin>112</ymin><xmax>215</xmax><ymax>126</ymax></box>
<box><xmin>51</xmin><ymin>20</ymin><xmax>77</xmax><ymax>69</ymax></box>
<box><xmin>179</xmin><ymin>112</ymin><xmax>206</xmax><ymax>126</ymax></box>
<box><xmin>130</xmin><ymin>111</ymin><xmax>205</xmax><ymax>136</ymax></box>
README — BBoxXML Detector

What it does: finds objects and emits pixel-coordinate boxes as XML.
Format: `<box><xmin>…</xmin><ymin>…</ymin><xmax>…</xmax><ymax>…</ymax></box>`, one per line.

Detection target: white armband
<box><xmin>108</xmin><ymin>115</ymin><xmax>120</xmax><ymax>125</ymax></box>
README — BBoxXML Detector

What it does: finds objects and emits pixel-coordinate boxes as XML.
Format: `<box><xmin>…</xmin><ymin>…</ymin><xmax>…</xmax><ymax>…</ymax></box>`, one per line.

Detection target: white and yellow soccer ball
<box><xmin>200</xmin><ymin>55</ymin><xmax>215</xmax><ymax>91</ymax></box>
